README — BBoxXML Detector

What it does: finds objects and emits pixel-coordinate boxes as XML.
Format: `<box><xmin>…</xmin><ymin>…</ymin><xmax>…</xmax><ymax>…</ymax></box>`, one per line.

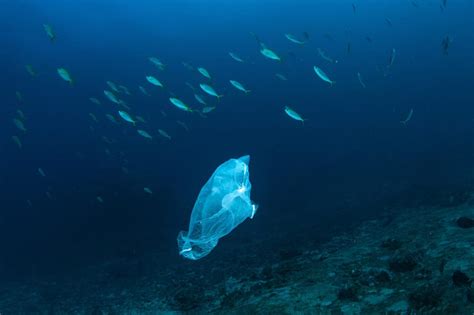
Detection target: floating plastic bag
<box><xmin>177</xmin><ymin>155</ymin><xmax>258</xmax><ymax>260</ymax></box>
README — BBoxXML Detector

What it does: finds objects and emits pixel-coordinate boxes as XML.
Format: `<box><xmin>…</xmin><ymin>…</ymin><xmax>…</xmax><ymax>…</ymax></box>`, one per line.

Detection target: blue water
<box><xmin>1</xmin><ymin>0</ymin><xmax>473</xmax><ymax>279</ymax></box>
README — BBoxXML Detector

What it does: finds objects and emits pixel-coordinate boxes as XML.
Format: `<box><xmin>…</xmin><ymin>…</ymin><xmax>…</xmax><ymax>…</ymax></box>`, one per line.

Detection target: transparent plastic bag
<box><xmin>177</xmin><ymin>155</ymin><xmax>258</xmax><ymax>260</ymax></box>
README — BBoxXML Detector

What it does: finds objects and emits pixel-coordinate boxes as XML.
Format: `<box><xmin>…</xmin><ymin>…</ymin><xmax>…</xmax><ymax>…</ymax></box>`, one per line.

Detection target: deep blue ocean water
<box><xmin>0</xmin><ymin>0</ymin><xmax>473</xmax><ymax>281</ymax></box>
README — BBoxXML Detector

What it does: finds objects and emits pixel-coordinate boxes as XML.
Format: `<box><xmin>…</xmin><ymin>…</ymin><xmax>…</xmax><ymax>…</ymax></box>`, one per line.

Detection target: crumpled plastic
<box><xmin>177</xmin><ymin>155</ymin><xmax>258</xmax><ymax>260</ymax></box>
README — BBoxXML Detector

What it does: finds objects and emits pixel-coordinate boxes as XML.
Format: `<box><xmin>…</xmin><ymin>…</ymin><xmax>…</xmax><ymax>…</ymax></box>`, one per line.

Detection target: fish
<box><xmin>410</xmin><ymin>0</ymin><xmax>419</xmax><ymax>8</ymax></box>
<box><xmin>46</xmin><ymin>191</ymin><xmax>54</xmax><ymax>200</ymax></box>
<box><xmin>104</xmin><ymin>90</ymin><xmax>120</xmax><ymax>104</ymax></box>
<box><xmin>16</xmin><ymin>91</ymin><xmax>23</xmax><ymax>103</ymax></box>
<box><xmin>260</xmin><ymin>48</ymin><xmax>281</xmax><ymax>61</ymax></box>
<box><xmin>144</xmin><ymin>187</ymin><xmax>153</xmax><ymax>194</ymax></box>
<box><xmin>97</xmin><ymin>196</ymin><xmax>104</xmax><ymax>203</ymax></box>
<box><xmin>43</xmin><ymin>24</ymin><xmax>55</xmax><ymax>42</ymax></box>
<box><xmin>158</xmin><ymin>129</ymin><xmax>171</xmax><ymax>140</ymax></box>
<box><xmin>89</xmin><ymin>113</ymin><xmax>98</xmax><ymax>123</ymax></box>
<box><xmin>11</xmin><ymin>136</ymin><xmax>22</xmax><ymax>149</ymax></box>
<box><xmin>352</xmin><ymin>3</ymin><xmax>357</xmax><ymax>13</ymax></box>
<box><xmin>16</xmin><ymin>110</ymin><xmax>25</xmax><ymax>120</ymax></box>
<box><xmin>182</xmin><ymin>62</ymin><xmax>194</xmax><ymax>71</ymax></box>
<box><xmin>105</xmin><ymin>114</ymin><xmax>118</xmax><ymax>124</ymax></box>
<box><xmin>284</xmin><ymin>106</ymin><xmax>306</xmax><ymax>124</ymax></box>
<box><xmin>250</xmin><ymin>31</ymin><xmax>263</xmax><ymax>47</ymax></box>
<box><xmin>176</xmin><ymin>120</ymin><xmax>189</xmax><ymax>131</ymax></box>
<box><xmin>101</xmin><ymin>136</ymin><xmax>112</xmax><ymax>144</ymax></box>
<box><xmin>13</xmin><ymin>119</ymin><xmax>27</xmax><ymax>132</ymax></box>
<box><xmin>357</xmin><ymin>72</ymin><xmax>366</xmax><ymax>88</ymax></box>
<box><xmin>146</xmin><ymin>76</ymin><xmax>164</xmax><ymax>87</ymax></box>
<box><xmin>38</xmin><ymin>168</ymin><xmax>46</xmax><ymax>177</ymax></box>
<box><xmin>197</xmin><ymin>67</ymin><xmax>212</xmax><ymax>80</ymax></box>
<box><xmin>149</xmin><ymin>57</ymin><xmax>165</xmax><ymax>70</ymax></box>
<box><xmin>57</xmin><ymin>68</ymin><xmax>73</xmax><ymax>84</ymax></box>
<box><xmin>199</xmin><ymin>83</ymin><xmax>223</xmax><ymax>100</ymax></box>
<box><xmin>313</xmin><ymin>66</ymin><xmax>335</xmax><ymax>86</ymax></box>
<box><xmin>365</xmin><ymin>36</ymin><xmax>373</xmax><ymax>43</ymax></box>
<box><xmin>229</xmin><ymin>52</ymin><xmax>244</xmax><ymax>63</ymax></box>
<box><xmin>160</xmin><ymin>110</ymin><xmax>167</xmax><ymax>117</ymax></box>
<box><xmin>135</xmin><ymin>116</ymin><xmax>146</xmax><ymax>123</ymax></box>
<box><xmin>401</xmin><ymin>108</ymin><xmax>414</xmax><ymax>125</ymax></box>
<box><xmin>183</xmin><ymin>82</ymin><xmax>195</xmax><ymax>93</ymax></box>
<box><xmin>202</xmin><ymin>106</ymin><xmax>216</xmax><ymax>114</ymax></box>
<box><xmin>194</xmin><ymin>94</ymin><xmax>207</xmax><ymax>106</ymax></box>
<box><xmin>275</xmin><ymin>73</ymin><xmax>288</xmax><ymax>81</ymax></box>
<box><xmin>441</xmin><ymin>36</ymin><xmax>451</xmax><ymax>55</ymax></box>
<box><xmin>139</xmin><ymin>86</ymin><xmax>150</xmax><ymax>96</ymax></box>
<box><xmin>89</xmin><ymin>97</ymin><xmax>101</xmax><ymax>105</ymax></box>
<box><xmin>106</xmin><ymin>81</ymin><xmax>119</xmax><ymax>92</ymax></box>
<box><xmin>229</xmin><ymin>80</ymin><xmax>251</xmax><ymax>94</ymax></box>
<box><xmin>385</xmin><ymin>18</ymin><xmax>393</xmax><ymax>27</ymax></box>
<box><xmin>118</xmin><ymin>111</ymin><xmax>136</xmax><ymax>125</ymax></box>
<box><xmin>317</xmin><ymin>48</ymin><xmax>338</xmax><ymax>64</ymax></box>
<box><xmin>388</xmin><ymin>48</ymin><xmax>396</xmax><ymax>67</ymax></box>
<box><xmin>323</xmin><ymin>33</ymin><xmax>335</xmax><ymax>42</ymax></box>
<box><xmin>169</xmin><ymin>97</ymin><xmax>193</xmax><ymax>112</ymax></box>
<box><xmin>118</xmin><ymin>85</ymin><xmax>131</xmax><ymax>95</ymax></box>
<box><xmin>284</xmin><ymin>33</ymin><xmax>306</xmax><ymax>45</ymax></box>
<box><xmin>137</xmin><ymin>129</ymin><xmax>153</xmax><ymax>139</ymax></box>
<box><xmin>25</xmin><ymin>65</ymin><xmax>37</xmax><ymax>77</ymax></box>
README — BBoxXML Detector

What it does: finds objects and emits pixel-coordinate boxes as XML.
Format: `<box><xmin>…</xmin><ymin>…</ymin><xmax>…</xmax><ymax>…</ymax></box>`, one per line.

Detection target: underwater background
<box><xmin>1</xmin><ymin>0</ymin><xmax>474</xmax><ymax>313</ymax></box>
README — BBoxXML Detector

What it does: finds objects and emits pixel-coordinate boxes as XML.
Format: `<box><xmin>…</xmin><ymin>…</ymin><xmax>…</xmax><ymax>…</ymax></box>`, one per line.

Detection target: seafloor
<box><xmin>1</xmin><ymin>201</ymin><xmax>473</xmax><ymax>314</ymax></box>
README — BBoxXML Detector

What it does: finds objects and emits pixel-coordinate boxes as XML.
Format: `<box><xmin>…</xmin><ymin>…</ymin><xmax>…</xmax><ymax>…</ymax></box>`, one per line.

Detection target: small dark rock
<box><xmin>337</xmin><ymin>285</ymin><xmax>358</xmax><ymax>301</ymax></box>
<box><xmin>374</xmin><ymin>270</ymin><xmax>391</xmax><ymax>283</ymax></box>
<box><xmin>279</xmin><ymin>248</ymin><xmax>302</xmax><ymax>260</ymax></box>
<box><xmin>91</xmin><ymin>306</ymin><xmax>102</xmax><ymax>315</ymax></box>
<box><xmin>456</xmin><ymin>217</ymin><xmax>474</xmax><ymax>229</ymax></box>
<box><xmin>468</xmin><ymin>288</ymin><xmax>474</xmax><ymax>303</ymax></box>
<box><xmin>452</xmin><ymin>270</ymin><xmax>472</xmax><ymax>287</ymax></box>
<box><xmin>409</xmin><ymin>284</ymin><xmax>443</xmax><ymax>310</ymax></box>
<box><xmin>389</xmin><ymin>254</ymin><xmax>418</xmax><ymax>272</ymax></box>
<box><xmin>381</xmin><ymin>238</ymin><xmax>403</xmax><ymax>250</ymax></box>
<box><xmin>221</xmin><ymin>290</ymin><xmax>246</xmax><ymax>309</ymax></box>
<box><xmin>260</xmin><ymin>265</ymin><xmax>273</xmax><ymax>280</ymax></box>
<box><xmin>274</xmin><ymin>262</ymin><xmax>301</xmax><ymax>278</ymax></box>
<box><xmin>173</xmin><ymin>288</ymin><xmax>205</xmax><ymax>311</ymax></box>
<box><xmin>439</xmin><ymin>258</ymin><xmax>447</xmax><ymax>274</ymax></box>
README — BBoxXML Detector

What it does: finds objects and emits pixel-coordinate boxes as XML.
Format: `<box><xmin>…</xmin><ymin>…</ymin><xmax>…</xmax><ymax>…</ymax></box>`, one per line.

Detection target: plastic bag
<box><xmin>177</xmin><ymin>155</ymin><xmax>257</xmax><ymax>260</ymax></box>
